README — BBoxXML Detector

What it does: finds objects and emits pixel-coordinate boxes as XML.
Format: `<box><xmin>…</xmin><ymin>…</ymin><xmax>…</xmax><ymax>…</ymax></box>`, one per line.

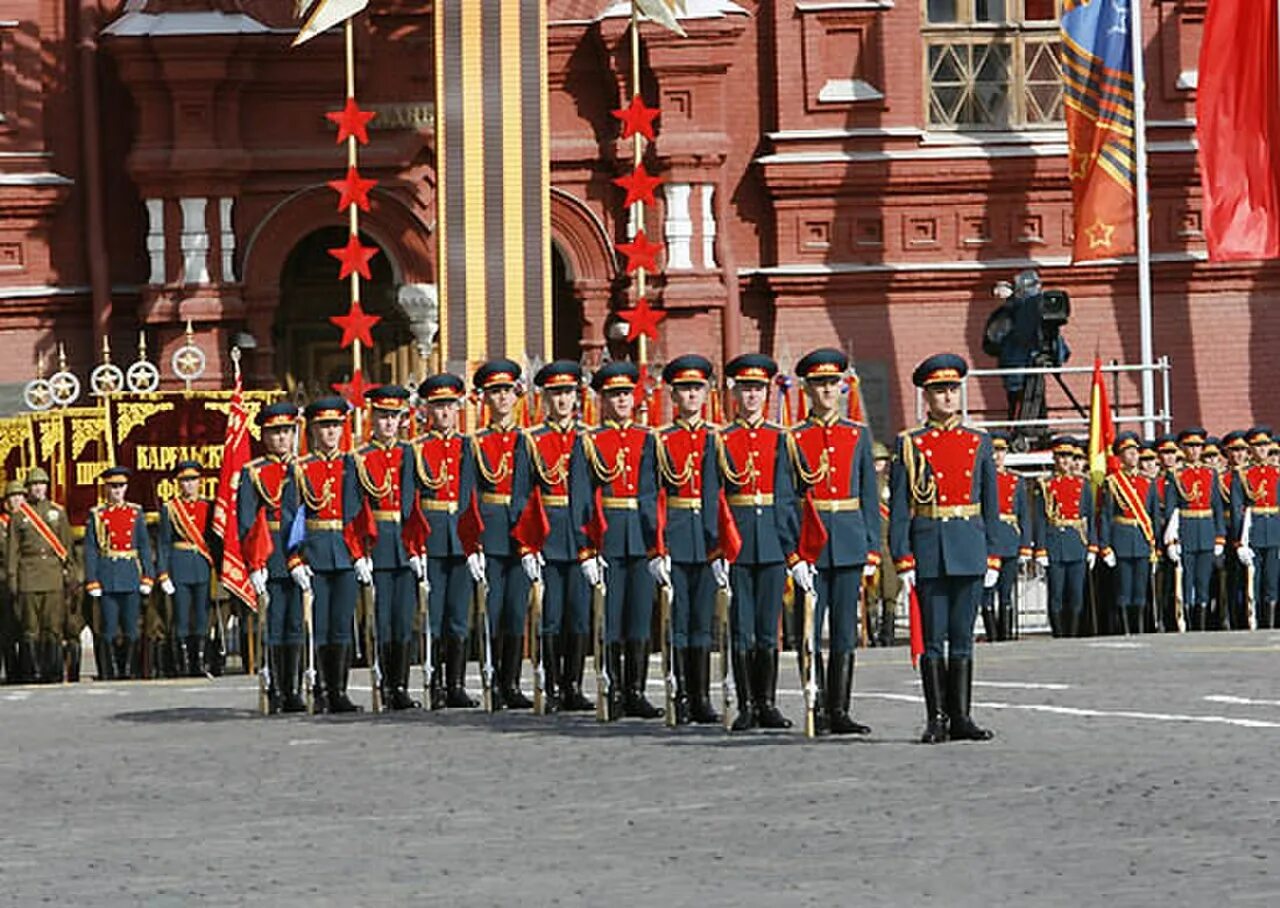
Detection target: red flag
<box><xmin>716</xmin><ymin>489</ymin><xmax>743</xmax><ymax>564</ymax></box>
<box><xmin>796</xmin><ymin>492</ymin><xmax>829</xmax><ymax>564</ymax></box>
<box><xmin>654</xmin><ymin>487</ymin><xmax>669</xmax><ymax>557</ymax></box>
<box><xmin>1197</xmin><ymin>0</ymin><xmax>1280</xmax><ymax>261</ymax></box>
<box><xmin>846</xmin><ymin>375</ymin><xmax>865</xmax><ymax>422</ymax></box>
<box><xmin>211</xmin><ymin>378</ymin><xmax>256</xmax><ymax>609</ymax></box>
<box><xmin>908</xmin><ymin>585</ymin><xmax>924</xmax><ymax>668</ymax></box>
<box><xmin>457</xmin><ymin>490</ymin><xmax>485</xmax><ymax>556</ymax></box>
<box><xmin>401</xmin><ymin>493</ymin><xmax>431</xmax><ymax>556</ymax></box>
<box><xmin>242</xmin><ymin>509</ymin><xmax>274</xmax><ymax>573</ymax></box>
<box><xmin>513</xmin><ymin>486</ymin><xmax>551</xmax><ymax>554</ymax></box>
<box><xmin>344</xmin><ymin>497</ymin><xmax>377</xmax><ymax>559</ymax></box>
<box><xmin>582</xmin><ymin>486</ymin><xmax>608</xmax><ymax>552</ymax></box>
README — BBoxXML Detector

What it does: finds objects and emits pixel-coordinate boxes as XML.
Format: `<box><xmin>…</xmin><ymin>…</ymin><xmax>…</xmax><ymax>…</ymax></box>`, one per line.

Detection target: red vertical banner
<box><xmin>213</xmin><ymin>380</ymin><xmax>255</xmax><ymax>609</ymax></box>
<box><xmin>1197</xmin><ymin>0</ymin><xmax>1280</xmax><ymax>261</ymax></box>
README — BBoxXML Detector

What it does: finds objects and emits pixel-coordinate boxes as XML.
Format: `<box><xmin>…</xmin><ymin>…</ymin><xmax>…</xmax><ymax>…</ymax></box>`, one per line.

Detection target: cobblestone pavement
<box><xmin>2</xmin><ymin>632</ymin><xmax>1278</xmax><ymax>907</ymax></box>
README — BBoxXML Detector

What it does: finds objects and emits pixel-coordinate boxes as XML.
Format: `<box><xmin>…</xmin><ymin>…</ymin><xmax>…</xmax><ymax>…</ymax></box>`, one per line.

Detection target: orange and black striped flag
<box><xmin>435</xmin><ymin>0</ymin><xmax>550</xmax><ymax>367</ymax></box>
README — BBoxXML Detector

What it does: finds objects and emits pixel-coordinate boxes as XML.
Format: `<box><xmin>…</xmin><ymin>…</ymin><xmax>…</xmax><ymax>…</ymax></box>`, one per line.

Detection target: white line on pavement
<box><xmin>972</xmin><ymin>681</ymin><xmax>1072</xmax><ymax>690</ymax></box>
<box><xmin>1203</xmin><ymin>694</ymin><xmax>1280</xmax><ymax>707</ymax></box>
<box><xmin>857</xmin><ymin>691</ymin><xmax>1280</xmax><ymax>729</ymax></box>
<box><xmin>1086</xmin><ymin>641</ymin><xmax>1148</xmax><ymax>649</ymax></box>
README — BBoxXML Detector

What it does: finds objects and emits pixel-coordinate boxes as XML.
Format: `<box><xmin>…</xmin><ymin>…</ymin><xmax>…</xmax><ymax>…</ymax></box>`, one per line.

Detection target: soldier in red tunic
<box><xmin>1232</xmin><ymin>426</ymin><xmax>1279</xmax><ymax>628</ymax></box>
<box><xmin>1162</xmin><ymin>427</ymin><xmax>1225</xmax><ymax>631</ymax></box>
<box><xmin>156</xmin><ymin>460</ymin><xmax>216</xmax><ymax>677</ymax></box>
<box><xmin>1099</xmin><ymin>432</ymin><xmax>1162</xmax><ymax>635</ymax></box>
<box><xmin>986</xmin><ymin>432</ymin><xmax>1031</xmax><ymax>641</ymax></box>
<box><xmin>1033</xmin><ymin>436</ymin><xmax>1097</xmax><ymax>638</ymax></box>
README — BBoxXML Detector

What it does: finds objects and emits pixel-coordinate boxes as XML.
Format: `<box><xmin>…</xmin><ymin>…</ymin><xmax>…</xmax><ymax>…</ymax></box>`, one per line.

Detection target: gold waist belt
<box><xmin>543</xmin><ymin>494</ymin><xmax>568</xmax><ymax>508</ymax></box>
<box><xmin>306</xmin><ymin>520</ymin><xmax>343</xmax><ymax>531</ymax></box>
<box><xmin>422</xmin><ymin>500</ymin><xmax>458</xmax><ymax>513</ymax></box>
<box><xmin>601</xmin><ymin>496</ymin><xmax>639</xmax><ymax>510</ymax></box>
<box><xmin>667</xmin><ymin>497</ymin><xmax>702</xmax><ymax>510</ymax></box>
<box><xmin>173</xmin><ymin>541</ymin><xmax>199</xmax><ymax>551</ymax></box>
<box><xmin>372</xmin><ymin>510</ymin><xmax>401</xmax><ymax>523</ymax></box>
<box><xmin>999</xmin><ymin>514</ymin><xmax>1019</xmax><ymax>526</ymax></box>
<box><xmin>1180</xmin><ymin>508</ymin><xmax>1211</xmax><ymax>519</ymax></box>
<box><xmin>1048</xmin><ymin>517</ymin><xmax>1085</xmax><ymax>529</ymax></box>
<box><xmin>105</xmin><ymin>549</ymin><xmax>137</xmax><ymax>559</ymax></box>
<box><xmin>913</xmin><ymin>503</ymin><xmax>980</xmax><ymax>519</ymax></box>
<box><xmin>811</xmin><ymin>497</ymin><xmax>861</xmax><ymax>513</ymax></box>
<box><xmin>727</xmin><ymin>493</ymin><xmax>774</xmax><ymax>507</ymax></box>
<box><xmin>480</xmin><ymin>492</ymin><xmax>511</xmax><ymax>505</ymax></box>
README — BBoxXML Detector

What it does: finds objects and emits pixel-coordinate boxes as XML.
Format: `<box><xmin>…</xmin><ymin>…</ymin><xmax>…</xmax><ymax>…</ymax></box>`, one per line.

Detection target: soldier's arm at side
<box><xmin>1015</xmin><ymin>479</ymin><xmax>1032</xmax><ymax>554</ymax></box>
<box><xmin>156</xmin><ymin>504</ymin><xmax>172</xmax><ymax>583</ymax></box>
<box><xmin>83</xmin><ymin>510</ymin><xmax>102</xmax><ymax>594</ymax></box>
<box><xmin>888</xmin><ymin>434</ymin><xmax>913</xmax><ymax>571</ymax></box>
<box><xmin>977</xmin><ymin>435</ymin><xmax>1000</xmax><ymax>566</ymax></box>
<box><xmin>774</xmin><ymin>431</ymin><xmax>800</xmax><ymax>559</ymax></box>
<box><xmin>568</xmin><ymin>436</ymin><xmax>592</xmax><ymax>558</ymax></box>
<box><xmin>857</xmin><ymin>430</ymin><xmax>880</xmax><ymax>563</ymax></box>
<box><xmin>1082</xmin><ymin>479</ymin><xmax>1099</xmax><ymax>552</ymax></box>
<box><xmin>638</xmin><ymin>431</ymin><xmax>659</xmax><ymax>555</ymax></box>
<box><xmin>236</xmin><ymin>465</ymin><xmax>259</xmax><ymax>545</ymax></box>
<box><xmin>1211</xmin><ymin>472</ymin><xmax>1226</xmax><ymax>545</ymax></box>
<box><xmin>1098</xmin><ymin>480</ymin><xmax>1114</xmax><ymax>553</ymax></box>
<box><xmin>700</xmin><ymin>430</ymin><xmax>719</xmax><ymax>556</ymax></box>
<box><xmin>135</xmin><ymin>506</ymin><xmax>156</xmax><ymax>585</ymax></box>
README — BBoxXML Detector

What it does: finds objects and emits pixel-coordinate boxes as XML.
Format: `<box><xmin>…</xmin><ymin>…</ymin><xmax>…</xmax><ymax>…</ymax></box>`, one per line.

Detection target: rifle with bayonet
<box><xmin>257</xmin><ymin>587</ymin><xmax>272</xmax><ymax>715</ymax></box>
<box><xmin>716</xmin><ymin>581</ymin><xmax>733</xmax><ymax>731</ymax></box>
<box><xmin>475</xmin><ymin>576</ymin><xmax>495</xmax><ymax>712</ymax></box>
<box><xmin>592</xmin><ymin>574</ymin><xmax>608</xmax><ymax>721</ymax></box>
<box><xmin>418</xmin><ymin>573</ymin><xmax>432</xmax><ymax>707</ymax></box>
<box><xmin>302</xmin><ymin>587</ymin><xmax>317</xmax><ymax>715</ymax></box>
<box><xmin>529</xmin><ymin>578</ymin><xmax>545</xmax><ymax>714</ymax></box>
<box><xmin>362</xmin><ymin>582</ymin><xmax>382</xmax><ymax>713</ymax></box>
<box><xmin>800</xmin><ymin>583</ymin><xmax>819</xmax><ymax>739</ymax></box>
<box><xmin>660</xmin><ymin>581</ymin><xmax>676</xmax><ymax>727</ymax></box>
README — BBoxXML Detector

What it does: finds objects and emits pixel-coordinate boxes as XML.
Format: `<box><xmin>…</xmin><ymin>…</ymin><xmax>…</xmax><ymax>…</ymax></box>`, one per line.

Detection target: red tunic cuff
<box><xmin>893</xmin><ymin>555</ymin><xmax>916</xmax><ymax>573</ymax></box>
<box><xmin>865</xmin><ymin>550</ymin><xmax>882</xmax><ymax>567</ymax></box>
<box><xmin>986</xmin><ymin>556</ymin><xmax>1001</xmax><ymax>571</ymax></box>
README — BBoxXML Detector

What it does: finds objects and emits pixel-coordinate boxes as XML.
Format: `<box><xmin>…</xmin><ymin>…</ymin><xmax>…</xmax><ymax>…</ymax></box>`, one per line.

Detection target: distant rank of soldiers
<box><xmin>5</xmin><ymin>349</ymin><xmax>1275</xmax><ymax>748</ymax></box>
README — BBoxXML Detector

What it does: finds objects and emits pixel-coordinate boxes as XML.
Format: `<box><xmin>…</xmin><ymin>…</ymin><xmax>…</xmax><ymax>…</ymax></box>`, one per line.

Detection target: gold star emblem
<box><xmin>1085</xmin><ymin>219</ymin><xmax>1116</xmax><ymax>250</ymax></box>
<box><xmin>27</xmin><ymin>384</ymin><xmax>50</xmax><ymax>408</ymax></box>
<box><xmin>50</xmin><ymin>374</ymin><xmax>78</xmax><ymax>400</ymax></box>
<box><xmin>1068</xmin><ymin>149</ymin><xmax>1092</xmax><ymax>182</ymax></box>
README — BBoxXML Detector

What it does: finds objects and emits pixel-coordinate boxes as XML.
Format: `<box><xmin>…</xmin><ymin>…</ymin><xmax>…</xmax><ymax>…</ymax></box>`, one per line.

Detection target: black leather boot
<box><xmin>265</xmin><ymin>646</ymin><xmax>282</xmax><ymax>714</ymax></box>
<box><xmin>186</xmin><ymin>636</ymin><xmax>203</xmax><ymax>677</ymax></box>
<box><xmin>428</xmin><ymin>637</ymin><xmax>446</xmax><ymax>710</ymax></box>
<box><xmin>444</xmin><ymin>635</ymin><xmax>478</xmax><ymax>708</ymax></box>
<box><xmin>388</xmin><ymin>642</ymin><xmax>421</xmax><ymax>710</ymax></box>
<box><xmin>878</xmin><ymin>605</ymin><xmax>897</xmax><ymax>647</ymax></box>
<box><xmin>40</xmin><ymin>640</ymin><xmax>60</xmax><ymax>683</ymax></box>
<box><xmin>329</xmin><ymin>645</ymin><xmax>362</xmax><ymax>713</ymax></box>
<box><xmin>130</xmin><ymin>640</ymin><xmax>145</xmax><ymax>680</ymax></box>
<box><xmin>813</xmin><ymin>652</ymin><xmax>829</xmax><ymax>735</ymax></box>
<box><xmin>606</xmin><ymin>642</ymin><xmax>625</xmax><ymax>721</ymax></box>
<box><xmin>827</xmin><ymin>651</ymin><xmax>871</xmax><ymax>735</ymax></box>
<box><xmin>541</xmin><ymin>634</ymin><xmax>561</xmax><ymax>714</ymax></box>
<box><xmin>919</xmin><ymin>655</ymin><xmax>948</xmax><ymax>744</ymax></box>
<box><xmin>16</xmin><ymin>641</ymin><xmax>35</xmax><ymax>683</ymax></box>
<box><xmin>624</xmin><ymin>641</ymin><xmax>662</xmax><ymax>719</ymax></box>
<box><xmin>947</xmin><ymin>656</ymin><xmax>993</xmax><ymax>741</ymax></box>
<box><xmin>753</xmin><ymin>648</ymin><xmax>792</xmax><ymax>729</ymax></box>
<box><xmin>172</xmin><ymin>637</ymin><xmax>189</xmax><ymax>680</ymax></box>
<box><xmin>688</xmin><ymin>648</ymin><xmax>720</xmax><ymax>724</ymax></box>
<box><xmin>94</xmin><ymin>636</ymin><xmax>114</xmax><ymax>681</ymax></box>
<box><xmin>730</xmin><ymin>648</ymin><xmax>756</xmax><ymax>732</ymax></box>
<box><xmin>486</xmin><ymin>634</ymin><xmax>505</xmax><ymax>712</ymax></box>
<box><xmin>281</xmin><ymin>645</ymin><xmax>307</xmax><ymax>713</ymax></box>
<box><xmin>64</xmin><ymin>641</ymin><xmax>80</xmax><ymax>683</ymax></box>
<box><xmin>671</xmin><ymin>647</ymin><xmax>691</xmax><ymax>725</ymax></box>
<box><xmin>113</xmin><ymin>640</ymin><xmax>129</xmax><ymax>680</ymax></box>
<box><xmin>561</xmin><ymin>634</ymin><xmax>594</xmax><ymax>711</ymax></box>
<box><xmin>309</xmin><ymin>645</ymin><xmax>328</xmax><ymax>714</ymax></box>
<box><xmin>980</xmin><ymin>591</ymin><xmax>998</xmax><ymax>643</ymax></box>
<box><xmin>501</xmin><ymin>635</ymin><xmax>533</xmax><ymax>710</ymax></box>
<box><xmin>378</xmin><ymin>643</ymin><xmax>395</xmax><ymax>706</ymax></box>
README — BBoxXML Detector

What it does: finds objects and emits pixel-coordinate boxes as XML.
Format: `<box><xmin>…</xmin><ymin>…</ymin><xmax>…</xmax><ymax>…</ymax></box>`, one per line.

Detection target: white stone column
<box><xmin>179</xmin><ymin>197</ymin><xmax>210</xmax><ymax>285</ymax></box>
<box><xmin>663</xmin><ymin>182</ymin><xmax>693</xmax><ymax>271</ymax></box>
<box><xmin>219</xmin><ymin>197</ymin><xmax>236</xmax><ymax>282</ymax></box>
<box><xmin>700</xmin><ymin>183</ymin><xmax>717</xmax><ymax>269</ymax></box>
<box><xmin>145</xmin><ymin>198</ymin><xmax>166</xmax><ymax>285</ymax></box>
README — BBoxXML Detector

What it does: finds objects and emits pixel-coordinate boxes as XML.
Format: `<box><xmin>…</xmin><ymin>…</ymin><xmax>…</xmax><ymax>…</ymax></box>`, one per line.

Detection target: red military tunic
<box><xmin>718</xmin><ymin>417</ymin><xmax>797</xmax><ymax>566</ymax></box>
<box><xmin>656</xmin><ymin>417</ymin><xmax>716</xmax><ymax>563</ymax></box>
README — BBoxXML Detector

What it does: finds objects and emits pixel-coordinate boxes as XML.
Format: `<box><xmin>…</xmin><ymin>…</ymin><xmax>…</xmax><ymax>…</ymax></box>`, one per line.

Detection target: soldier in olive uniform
<box><xmin>0</xmin><ymin>479</ymin><xmax>24</xmax><ymax>682</ymax></box>
<box><xmin>6</xmin><ymin>468</ymin><xmax>75</xmax><ymax>683</ymax></box>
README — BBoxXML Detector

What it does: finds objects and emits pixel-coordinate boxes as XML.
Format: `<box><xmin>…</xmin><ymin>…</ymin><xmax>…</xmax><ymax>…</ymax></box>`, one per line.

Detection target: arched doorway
<box><xmin>551</xmin><ymin>242</ymin><xmax>583</xmax><ymax>362</ymax></box>
<box><xmin>275</xmin><ymin>226</ymin><xmax>417</xmax><ymax>397</ymax></box>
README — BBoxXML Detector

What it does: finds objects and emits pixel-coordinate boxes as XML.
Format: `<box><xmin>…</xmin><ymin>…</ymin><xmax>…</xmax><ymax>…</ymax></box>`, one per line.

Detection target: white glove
<box><xmin>710</xmin><ymin>557</ymin><xmax>731</xmax><ymax>590</ymax></box>
<box><xmin>521</xmin><ymin>552</ymin><xmax>544</xmax><ymax>584</ymax></box>
<box><xmin>789</xmin><ymin>560</ymin><xmax>816</xmax><ymax>595</ymax></box>
<box><xmin>161</xmin><ymin>578</ymin><xmax>176</xmax><ymax>596</ymax></box>
<box><xmin>250</xmin><ymin>569</ymin><xmax>268</xmax><ymax>595</ymax></box>
<box><xmin>1163</xmin><ymin>509</ymin><xmax>1180</xmax><ymax>548</ymax></box>
<box><xmin>88</xmin><ymin>587</ymin><xmax>102</xmax><ymax>599</ymax></box>
<box><xmin>1103</xmin><ymin>550</ymin><xmax>1117</xmax><ymax>569</ymax></box>
<box><xmin>408</xmin><ymin>554</ymin><xmax>426</xmax><ymax>580</ymax></box>
<box><xmin>466</xmin><ymin>551</ymin><xmax>487</xmax><ymax>584</ymax></box>
<box><xmin>863</xmin><ymin>562</ymin><xmax>878</xmax><ymax>579</ymax></box>
<box><xmin>290</xmin><ymin>564</ymin><xmax>313</xmax><ymax>593</ymax></box>
<box><xmin>581</xmin><ymin>556</ymin><xmax>606</xmax><ymax>588</ymax></box>
<box><xmin>1237</xmin><ymin>545</ymin><xmax>1255</xmax><ymax>567</ymax></box>
<box><xmin>984</xmin><ymin>568</ymin><xmax>999</xmax><ymax>589</ymax></box>
<box><xmin>1086</xmin><ymin>552</ymin><xmax>1097</xmax><ymax>570</ymax></box>
<box><xmin>138</xmin><ymin>582</ymin><xmax>152</xmax><ymax>596</ymax></box>
<box><xmin>354</xmin><ymin>557</ymin><xmax>373</xmax><ymax>586</ymax></box>
<box><xmin>1213</xmin><ymin>542</ymin><xmax>1224</xmax><ymax>558</ymax></box>
<box><xmin>1035</xmin><ymin>554</ymin><xmax>1049</xmax><ymax>569</ymax></box>
<box><xmin>899</xmin><ymin>568</ymin><xmax>916</xmax><ymax>590</ymax></box>
<box><xmin>647</xmin><ymin>554</ymin><xmax>672</xmax><ymax>587</ymax></box>
<box><xmin>1018</xmin><ymin>554</ymin><xmax>1031</xmax><ymax>568</ymax></box>
<box><xmin>1167</xmin><ymin>543</ymin><xmax>1181</xmax><ymax>563</ymax></box>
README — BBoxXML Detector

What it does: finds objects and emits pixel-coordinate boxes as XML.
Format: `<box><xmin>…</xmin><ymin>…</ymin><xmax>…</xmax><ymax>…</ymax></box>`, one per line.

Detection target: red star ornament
<box><xmin>333</xmin><ymin>369</ymin><xmax>380</xmax><ymax>410</ymax></box>
<box><xmin>330</xmin><ymin>301</ymin><xmax>381</xmax><ymax>349</ymax></box>
<box><xmin>611</xmin><ymin>94</ymin><xmax>660</xmax><ymax>141</ymax></box>
<box><xmin>616</xmin><ymin>229</ymin><xmax>664</xmax><ymax>274</ymax></box>
<box><xmin>328</xmin><ymin>233</ymin><xmax>379</xmax><ymax>280</ymax></box>
<box><xmin>325</xmin><ymin>97</ymin><xmax>377</xmax><ymax>145</ymax></box>
<box><xmin>619</xmin><ymin>297</ymin><xmax>667</xmax><ymax>343</ymax></box>
<box><xmin>613</xmin><ymin>164</ymin><xmax>664</xmax><ymax>208</ymax></box>
<box><xmin>327</xmin><ymin>166</ymin><xmax>377</xmax><ymax>213</ymax></box>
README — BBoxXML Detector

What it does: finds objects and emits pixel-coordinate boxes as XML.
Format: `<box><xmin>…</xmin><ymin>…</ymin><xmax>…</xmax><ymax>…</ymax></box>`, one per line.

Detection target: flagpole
<box><xmin>345</xmin><ymin>18</ymin><xmax>365</xmax><ymax>443</ymax></box>
<box><xmin>1130</xmin><ymin>0</ymin><xmax>1156</xmax><ymax>438</ymax></box>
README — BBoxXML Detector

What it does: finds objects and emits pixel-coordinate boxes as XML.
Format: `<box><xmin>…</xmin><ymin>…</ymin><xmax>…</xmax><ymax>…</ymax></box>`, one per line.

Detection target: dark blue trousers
<box><xmin>1253</xmin><ymin>546</ymin><xmax>1280</xmax><ymax>606</ymax></box>
<box><xmin>1115</xmin><ymin>557</ymin><xmax>1150</xmax><ymax>609</ymax></box>
<box><xmin>171</xmin><ymin>582</ymin><xmax>210</xmax><ymax>638</ymax></box>
<box><xmin>729</xmin><ymin>562</ymin><xmax>786</xmax><ymax>651</ymax></box>
<box><xmin>427</xmin><ymin>556</ymin><xmax>471</xmax><ymax>639</ymax></box>
<box><xmin>484</xmin><ymin>555</ymin><xmax>530</xmax><ymax>638</ymax></box>
<box><xmin>1047</xmin><ymin>559</ymin><xmax>1086</xmax><ymax>624</ymax></box>
<box><xmin>1179</xmin><ymin>550</ymin><xmax>1214</xmax><ymax>607</ymax></box>
<box><xmin>542</xmin><ymin>560</ymin><xmax>587</xmax><ymax>637</ymax></box>
<box><xmin>916</xmin><ymin>574</ymin><xmax>982</xmax><ymax>660</ymax></box>
<box><xmin>814</xmin><ymin>565</ymin><xmax>862</xmax><ymax>655</ymax></box>
<box><xmin>101</xmin><ymin>592</ymin><xmax>141</xmax><ymax>643</ymax></box>
<box><xmin>373</xmin><ymin>568</ymin><xmax>415</xmax><ymax>644</ymax></box>
<box><xmin>605</xmin><ymin>556</ymin><xmax>654</xmax><ymax>644</ymax></box>
<box><xmin>265</xmin><ymin>578</ymin><xmax>303</xmax><ymax>646</ymax></box>
<box><xmin>313</xmin><ymin>569</ymin><xmax>357</xmax><ymax>646</ymax></box>
<box><xmin>670</xmin><ymin>560</ymin><xmax>714</xmax><ymax>649</ymax></box>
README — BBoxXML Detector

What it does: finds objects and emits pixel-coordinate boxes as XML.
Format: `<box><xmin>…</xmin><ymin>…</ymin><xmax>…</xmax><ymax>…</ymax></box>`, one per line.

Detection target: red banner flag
<box><xmin>344</xmin><ymin>498</ymin><xmax>377</xmax><ymax>559</ymax></box>
<box><xmin>242</xmin><ymin>509</ymin><xmax>274</xmax><ymax>574</ymax></box>
<box><xmin>401</xmin><ymin>493</ymin><xmax>431</xmax><ymax>557</ymax></box>
<box><xmin>1197</xmin><ymin>0</ymin><xmax>1280</xmax><ymax>261</ymax></box>
<box><xmin>654</xmin><ymin>487</ymin><xmax>669</xmax><ymax>557</ymax></box>
<box><xmin>716</xmin><ymin>489</ymin><xmax>743</xmax><ymax>564</ymax></box>
<box><xmin>211</xmin><ymin>379</ymin><xmax>256</xmax><ymax>609</ymax></box>
<box><xmin>457</xmin><ymin>490</ymin><xmax>485</xmax><ymax>556</ymax></box>
<box><xmin>512</xmin><ymin>485</ymin><xmax>551</xmax><ymax>554</ymax></box>
<box><xmin>583</xmin><ymin>486</ymin><xmax>608</xmax><ymax>553</ymax></box>
<box><xmin>908</xmin><ymin>585</ymin><xmax>924</xmax><ymax>668</ymax></box>
<box><xmin>797</xmin><ymin>492</ymin><xmax>829</xmax><ymax>564</ymax></box>
<box><xmin>1087</xmin><ymin>356</ymin><xmax>1116</xmax><ymax>488</ymax></box>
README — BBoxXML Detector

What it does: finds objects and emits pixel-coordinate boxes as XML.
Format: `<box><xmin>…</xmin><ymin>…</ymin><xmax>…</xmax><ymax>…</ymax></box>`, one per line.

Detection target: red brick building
<box><xmin>0</xmin><ymin>0</ymin><xmax>1273</xmax><ymax>435</ymax></box>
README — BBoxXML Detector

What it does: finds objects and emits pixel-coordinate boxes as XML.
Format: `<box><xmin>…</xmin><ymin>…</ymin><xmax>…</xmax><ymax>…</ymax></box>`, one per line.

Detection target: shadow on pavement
<box><xmin>112</xmin><ymin>707</ymin><xmax>263</xmax><ymax>724</ymax></box>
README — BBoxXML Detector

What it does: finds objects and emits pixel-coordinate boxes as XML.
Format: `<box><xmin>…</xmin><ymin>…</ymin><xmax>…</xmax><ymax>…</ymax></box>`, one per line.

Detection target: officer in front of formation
<box><xmin>986</xmin><ymin>432</ymin><xmax>1030</xmax><ymax>642</ymax></box>
<box><xmin>1233</xmin><ymin>426</ymin><xmax>1279</xmax><ymax>629</ymax></box>
<box><xmin>239</xmin><ymin>401</ymin><xmax>304</xmax><ymax>713</ymax></box>
<box><xmin>0</xmin><ymin>479</ymin><xmax>24</xmax><ymax>682</ymax></box>
<box><xmin>523</xmin><ymin>360</ymin><xmax>591</xmax><ymax>712</ymax></box>
<box><xmin>414</xmin><ymin>374</ymin><xmax>477</xmax><ymax>709</ymax></box>
<box><xmin>1163</xmin><ymin>427</ymin><xmax>1225</xmax><ymax>631</ymax></box>
<box><xmin>7</xmin><ymin>468</ymin><xmax>74</xmax><ymax>683</ymax></box>
<box><xmin>570</xmin><ymin>360</ymin><xmax>662</xmax><ymax>721</ymax></box>
<box><xmin>84</xmin><ymin>466</ymin><xmax>155</xmax><ymax>680</ymax></box>
<box><xmin>889</xmin><ymin>353</ymin><xmax>997</xmax><ymax>744</ymax></box>
<box><xmin>156</xmin><ymin>460</ymin><xmax>216</xmax><ymax>677</ymax></box>
<box><xmin>785</xmin><ymin>348</ymin><xmax>878</xmax><ymax>736</ymax></box>
<box><xmin>717</xmin><ymin>353</ymin><xmax>797</xmax><ymax>731</ymax></box>
<box><xmin>1033</xmin><ymin>436</ymin><xmax>1096</xmax><ymax>638</ymax></box>
<box><xmin>471</xmin><ymin>359</ymin><xmax>534</xmax><ymax>710</ymax></box>
<box><xmin>292</xmin><ymin>398</ymin><xmax>362</xmax><ymax>713</ymax></box>
<box><xmin>1099</xmin><ymin>431</ymin><xmax>1161</xmax><ymax>635</ymax></box>
<box><xmin>652</xmin><ymin>354</ymin><xmax>722</xmax><ymax>725</ymax></box>
<box><xmin>353</xmin><ymin>385</ymin><xmax>419</xmax><ymax>710</ymax></box>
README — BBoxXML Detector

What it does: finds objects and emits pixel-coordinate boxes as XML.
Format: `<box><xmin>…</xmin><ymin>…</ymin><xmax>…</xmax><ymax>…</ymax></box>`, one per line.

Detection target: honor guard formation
<box><xmin>4</xmin><ymin>350</ymin><xmax>1277</xmax><ymax>744</ymax></box>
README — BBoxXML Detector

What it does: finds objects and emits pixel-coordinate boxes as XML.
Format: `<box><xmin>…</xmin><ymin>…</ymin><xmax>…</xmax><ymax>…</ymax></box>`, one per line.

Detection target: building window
<box><xmin>924</xmin><ymin>0</ymin><xmax>1064</xmax><ymax>131</ymax></box>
